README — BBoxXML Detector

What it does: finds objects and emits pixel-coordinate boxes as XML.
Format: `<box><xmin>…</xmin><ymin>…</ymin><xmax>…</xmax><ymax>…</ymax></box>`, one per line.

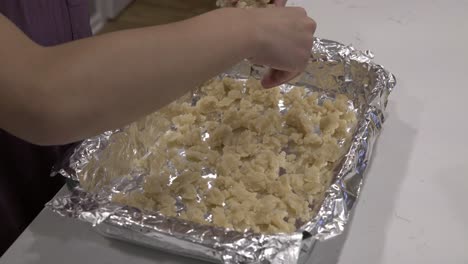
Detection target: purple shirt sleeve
<box><xmin>0</xmin><ymin>0</ymin><xmax>91</xmax><ymax>46</ymax></box>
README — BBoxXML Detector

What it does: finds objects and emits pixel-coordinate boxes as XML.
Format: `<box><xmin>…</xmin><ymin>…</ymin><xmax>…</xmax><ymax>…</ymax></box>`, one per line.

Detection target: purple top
<box><xmin>0</xmin><ymin>0</ymin><xmax>91</xmax><ymax>255</ymax></box>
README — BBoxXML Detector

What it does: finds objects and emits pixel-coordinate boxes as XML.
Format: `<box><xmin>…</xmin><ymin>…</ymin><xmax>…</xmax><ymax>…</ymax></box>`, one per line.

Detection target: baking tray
<box><xmin>48</xmin><ymin>38</ymin><xmax>396</xmax><ymax>264</ymax></box>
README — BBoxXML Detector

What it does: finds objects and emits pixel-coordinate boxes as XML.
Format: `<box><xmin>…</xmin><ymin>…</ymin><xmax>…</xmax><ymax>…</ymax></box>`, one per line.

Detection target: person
<box><xmin>0</xmin><ymin>0</ymin><xmax>316</xmax><ymax>255</ymax></box>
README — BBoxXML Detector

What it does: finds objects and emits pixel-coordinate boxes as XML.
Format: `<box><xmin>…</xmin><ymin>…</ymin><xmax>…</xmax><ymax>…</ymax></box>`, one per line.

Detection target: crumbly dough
<box><xmin>109</xmin><ymin>78</ymin><xmax>357</xmax><ymax>234</ymax></box>
<box><xmin>216</xmin><ymin>0</ymin><xmax>274</xmax><ymax>8</ymax></box>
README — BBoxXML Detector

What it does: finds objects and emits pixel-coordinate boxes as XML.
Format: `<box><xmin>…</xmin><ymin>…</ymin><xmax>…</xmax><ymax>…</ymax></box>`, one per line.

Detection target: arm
<box><xmin>0</xmin><ymin>9</ymin><xmax>253</xmax><ymax>145</ymax></box>
<box><xmin>275</xmin><ymin>0</ymin><xmax>288</xmax><ymax>6</ymax></box>
<box><xmin>0</xmin><ymin>7</ymin><xmax>315</xmax><ymax>146</ymax></box>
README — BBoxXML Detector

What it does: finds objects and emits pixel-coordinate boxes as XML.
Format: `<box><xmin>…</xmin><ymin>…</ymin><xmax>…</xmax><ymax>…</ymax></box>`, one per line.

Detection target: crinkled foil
<box><xmin>47</xmin><ymin>38</ymin><xmax>396</xmax><ymax>264</ymax></box>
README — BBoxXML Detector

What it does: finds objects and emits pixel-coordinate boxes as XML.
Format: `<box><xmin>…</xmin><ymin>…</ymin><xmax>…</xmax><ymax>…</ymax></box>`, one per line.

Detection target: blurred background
<box><xmin>89</xmin><ymin>0</ymin><xmax>216</xmax><ymax>34</ymax></box>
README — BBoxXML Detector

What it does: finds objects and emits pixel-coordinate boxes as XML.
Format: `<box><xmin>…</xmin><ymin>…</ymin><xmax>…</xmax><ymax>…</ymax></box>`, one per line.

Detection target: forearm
<box><xmin>3</xmin><ymin>9</ymin><xmax>254</xmax><ymax>145</ymax></box>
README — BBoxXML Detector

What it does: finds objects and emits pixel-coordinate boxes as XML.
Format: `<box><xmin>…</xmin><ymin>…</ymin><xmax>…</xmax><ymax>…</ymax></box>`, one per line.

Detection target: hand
<box><xmin>245</xmin><ymin>7</ymin><xmax>316</xmax><ymax>88</ymax></box>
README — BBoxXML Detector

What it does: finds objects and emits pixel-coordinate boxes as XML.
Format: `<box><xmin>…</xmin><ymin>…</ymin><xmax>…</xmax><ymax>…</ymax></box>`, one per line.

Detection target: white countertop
<box><xmin>2</xmin><ymin>0</ymin><xmax>468</xmax><ymax>263</ymax></box>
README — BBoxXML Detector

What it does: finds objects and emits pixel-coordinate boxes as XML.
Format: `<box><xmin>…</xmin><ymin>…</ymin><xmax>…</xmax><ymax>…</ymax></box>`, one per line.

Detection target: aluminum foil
<box><xmin>48</xmin><ymin>38</ymin><xmax>396</xmax><ymax>264</ymax></box>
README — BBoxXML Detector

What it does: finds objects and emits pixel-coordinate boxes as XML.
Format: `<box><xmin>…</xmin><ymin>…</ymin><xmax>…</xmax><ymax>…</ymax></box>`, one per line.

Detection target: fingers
<box><xmin>261</xmin><ymin>69</ymin><xmax>301</xmax><ymax>88</ymax></box>
<box><xmin>246</xmin><ymin>6</ymin><xmax>315</xmax><ymax>76</ymax></box>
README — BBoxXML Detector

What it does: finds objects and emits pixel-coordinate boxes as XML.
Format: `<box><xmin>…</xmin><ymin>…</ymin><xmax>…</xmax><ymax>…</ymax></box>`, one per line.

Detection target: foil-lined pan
<box><xmin>47</xmin><ymin>38</ymin><xmax>396</xmax><ymax>264</ymax></box>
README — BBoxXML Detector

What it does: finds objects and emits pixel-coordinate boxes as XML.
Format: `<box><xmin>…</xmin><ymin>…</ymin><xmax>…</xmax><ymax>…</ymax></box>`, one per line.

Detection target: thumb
<box><xmin>261</xmin><ymin>69</ymin><xmax>300</xmax><ymax>88</ymax></box>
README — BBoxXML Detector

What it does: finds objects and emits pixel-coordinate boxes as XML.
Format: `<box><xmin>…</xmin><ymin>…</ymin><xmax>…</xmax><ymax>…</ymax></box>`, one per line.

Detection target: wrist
<box><xmin>214</xmin><ymin>8</ymin><xmax>259</xmax><ymax>60</ymax></box>
<box><xmin>240</xmin><ymin>8</ymin><xmax>262</xmax><ymax>59</ymax></box>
